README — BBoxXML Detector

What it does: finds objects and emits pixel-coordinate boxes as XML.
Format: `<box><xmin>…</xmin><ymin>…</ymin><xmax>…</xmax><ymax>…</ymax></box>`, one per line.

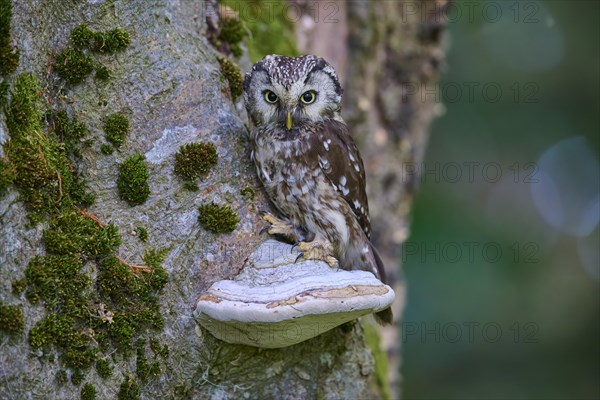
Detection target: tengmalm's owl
<box><xmin>243</xmin><ymin>55</ymin><xmax>392</xmax><ymax>324</ymax></box>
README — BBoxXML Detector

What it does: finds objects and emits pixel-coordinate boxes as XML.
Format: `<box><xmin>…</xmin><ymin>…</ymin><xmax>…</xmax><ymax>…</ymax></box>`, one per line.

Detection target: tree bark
<box><xmin>0</xmin><ymin>0</ymin><xmax>448</xmax><ymax>399</ymax></box>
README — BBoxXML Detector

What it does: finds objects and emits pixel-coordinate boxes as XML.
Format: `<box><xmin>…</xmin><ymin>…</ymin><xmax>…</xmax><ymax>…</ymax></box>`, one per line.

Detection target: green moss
<box><xmin>2</xmin><ymin>71</ymin><xmax>165</xmax><ymax>397</ymax></box>
<box><xmin>197</xmin><ymin>202</ymin><xmax>239</xmax><ymax>233</ymax></box>
<box><xmin>118</xmin><ymin>154</ymin><xmax>150</xmax><ymax>206</ymax></box>
<box><xmin>0</xmin><ymin>302</ymin><xmax>25</xmax><ymax>336</ymax></box>
<box><xmin>81</xmin><ymin>383</ymin><xmax>97</xmax><ymax>400</ymax></box>
<box><xmin>25</xmin><ymin>255</ymin><xmax>89</xmax><ymax>308</ymax></box>
<box><xmin>6</xmin><ymin>73</ymin><xmax>43</xmax><ymax>134</ymax></box>
<box><xmin>0</xmin><ymin>80</ymin><xmax>8</xmax><ymax>108</ymax></box>
<box><xmin>4</xmin><ymin>74</ymin><xmax>88</xmax><ymax>222</ymax></box>
<box><xmin>64</xmin><ymin>347</ymin><xmax>98</xmax><ymax>371</ymax></box>
<box><xmin>53</xmin><ymin>110</ymin><xmax>70</xmax><ymax>136</ymax></box>
<box><xmin>135</xmin><ymin>226</ymin><xmax>148</xmax><ymax>242</ymax></box>
<box><xmin>218</xmin><ymin>57</ymin><xmax>244</xmax><ymax>99</ymax></box>
<box><xmin>118</xmin><ymin>376</ymin><xmax>141</xmax><ymax>400</ymax></box>
<box><xmin>174</xmin><ymin>142</ymin><xmax>218</xmax><ymax>182</ymax></box>
<box><xmin>149</xmin><ymin>361</ymin><xmax>161</xmax><ymax>376</ymax></box>
<box><xmin>70</xmin><ymin>24</ymin><xmax>130</xmax><ymax>54</ymax></box>
<box><xmin>220</xmin><ymin>0</ymin><xmax>299</xmax><ymax>62</ymax></box>
<box><xmin>219</xmin><ymin>17</ymin><xmax>246</xmax><ymax>57</ymax></box>
<box><xmin>149</xmin><ymin>338</ymin><xmax>169</xmax><ymax>358</ymax></box>
<box><xmin>95</xmin><ymin>65</ymin><xmax>110</xmax><ymax>80</ymax></box>
<box><xmin>92</xmin><ymin>28</ymin><xmax>131</xmax><ymax>54</ymax></box>
<box><xmin>96</xmin><ymin>359</ymin><xmax>113</xmax><ymax>379</ymax></box>
<box><xmin>0</xmin><ymin>0</ymin><xmax>20</xmax><ymax>75</ymax></box>
<box><xmin>131</xmin><ymin>340</ymin><xmax>163</xmax><ymax>379</ymax></box>
<box><xmin>11</xmin><ymin>277</ymin><xmax>26</xmax><ymax>294</ymax></box>
<box><xmin>56</xmin><ymin>369</ymin><xmax>68</xmax><ymax>384</ymax></box>
<box><xmin>25</xmin><ymin>253</ymin><xmax>166</xmax><ymax>361</ymax></box>
<box><xmin>104</xmin><ymin>113</ymin><xmax>129</xmax><ymax>148</ymax></box>
<box><xmin>100</xmin><ymin>143</ymin><xmax>114</xmax><ymax>155</ymax></box>
<box><xmin>54</xmin><ymin>48</ymin><xmax>95</xmax><ymax>84</ymax></box>
<box><xmin>71</xmin><ymin>370</ymin><xmax>84</xmax><ymax>385</ymax></box>
<box><xmin>71</xmin><ymin>24</ymin><xmax>95</xmax><ymax>49</ymax></box>
<box><xmin>28</xmin><ymin>316</ymin><xmax>71</xmax><ymax>349</ymax></box>
<box><xmin>142</xmin><ymin>247</ymin><xmax>169</xmax><ymax>271</ymax></box>
<box><xmin>70</xmin><ymin>173</ymin><xmax>96</xmax><ymax>208</ymax></box>
<box><xmin>0</xmin><ymin>157</ymin><xmax>15</xmax><ymax>197</ymax></box>
<box><xmin>56</xmin><ymin>25</ymin><xmax>129</xmax><ymax>85</ymax></box>
<box><xmin>42</xmin><ymin>211</ymin><xmax>120</xmax><ymax>258</ymax></box>
<box><xmin>22</xmin><ymin>241</ymin><xmax>166</xmax><ymax>379</ymax></box>
<box><xmin>209</xmin><ymin>15</ymin><xmax>247</xmax><ymax>57</ymax></box>
<box><xmin>183</xmin><ymin>181</ymin><xmax>198</xmax><ymax>191</ymax></box>
<box><xmin>136</xmin><ymin>340</ymin><xmax>150</xmax><ymax>381</ymax></box>
<box><xmin>97</xmin><ymin>256</ymin><xmax>167</xmax><ymax>353</ymax></box>
<box><xmin>52</xmin><ymin>110</ymin><xmax>90</xmax><ymax>159</ymax></box>
<box><xmin>240</xmin><ymin>186</ymin><xmax>255</xmax><ymax>200</ymax></box>
<box><xmin>363</xmin><ymin>322</ymin><xmax>392</xmax><ymax>400</ymax></box>
<box><xmin>2</xmin><ymin>31</ymin><xmax>164</xmax><ymax>397</ymax></box>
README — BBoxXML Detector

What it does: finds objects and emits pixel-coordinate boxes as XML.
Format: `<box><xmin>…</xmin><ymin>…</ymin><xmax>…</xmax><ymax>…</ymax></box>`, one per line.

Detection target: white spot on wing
<box><xmin>318</xmin><ymin>157</ymin><xmax>329</xmax><ymax>169</ymax></box>
<box><xmin>262</xmin><ymin>169</ymin><xmax>271</xmax><ymax>182</ymax></box>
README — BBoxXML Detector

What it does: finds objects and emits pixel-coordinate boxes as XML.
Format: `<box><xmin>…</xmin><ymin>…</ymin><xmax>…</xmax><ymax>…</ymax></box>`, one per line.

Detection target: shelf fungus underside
<box><xmin>194</xmin><ymin>240</ymin><xmax>395</xmax><ymax>348</ymax></box>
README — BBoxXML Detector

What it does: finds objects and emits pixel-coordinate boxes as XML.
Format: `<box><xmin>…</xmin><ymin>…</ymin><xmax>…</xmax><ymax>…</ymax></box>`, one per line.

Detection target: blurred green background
<box><xmin>401</xmin><ymin>1</ymin><xmax>599</xmax><ymax>399</ymax></box>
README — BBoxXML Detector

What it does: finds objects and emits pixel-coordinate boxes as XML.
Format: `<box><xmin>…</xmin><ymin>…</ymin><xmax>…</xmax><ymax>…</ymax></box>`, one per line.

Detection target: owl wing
<box><xmin>308</xmin><ymin>119</ymin><xmax>372</xmax><ymax>238</ymax></box>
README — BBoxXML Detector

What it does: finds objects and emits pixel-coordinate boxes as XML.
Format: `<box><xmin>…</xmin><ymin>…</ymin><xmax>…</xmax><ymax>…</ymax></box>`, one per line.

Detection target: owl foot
<box><xmin>260</xmin><ymin>212</ymin><xmax>297</xmax><ymax>242</ymax></box>
<box><xmin>295</xmin><ymin>239</ymin><xmax>339</xmax><ymax>268</ymax></box>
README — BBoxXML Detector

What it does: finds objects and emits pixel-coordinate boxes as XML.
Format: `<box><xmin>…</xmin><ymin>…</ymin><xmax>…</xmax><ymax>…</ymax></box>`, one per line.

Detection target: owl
<box><xmin>243</xmin><ymin>55</ymin><xmax>392</xmax><ymax>324</ymax></box>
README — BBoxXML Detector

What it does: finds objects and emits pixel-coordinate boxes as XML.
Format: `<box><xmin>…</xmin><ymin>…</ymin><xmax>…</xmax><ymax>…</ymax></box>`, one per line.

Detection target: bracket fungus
<box><xmin>194</xmin><ymin>240</ymin><xmax>395</xmax><ymax>348</ymax></box>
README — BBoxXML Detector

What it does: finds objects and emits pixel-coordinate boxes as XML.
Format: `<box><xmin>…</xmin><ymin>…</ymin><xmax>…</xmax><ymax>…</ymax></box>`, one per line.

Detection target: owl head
<box><xmin>243</xmin><ymin>54</ymin><xmax>343</xmax><ymax>131</ymax></box>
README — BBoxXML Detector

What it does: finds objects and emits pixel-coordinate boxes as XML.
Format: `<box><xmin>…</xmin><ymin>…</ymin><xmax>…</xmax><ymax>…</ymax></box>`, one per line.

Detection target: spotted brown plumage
<box><xmin>244</xmin><ymin>54</ymin><xmax>392</xmax><ymax>324</ymax></box>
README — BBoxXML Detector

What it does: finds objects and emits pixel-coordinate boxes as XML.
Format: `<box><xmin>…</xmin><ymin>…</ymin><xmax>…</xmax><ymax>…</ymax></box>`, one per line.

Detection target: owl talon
<box><xmin>260</xmin><ymin>211</ymin><xmax>297</xmax><ymax>241</ymax></box>
<box><xmin>295</xmin><ymin>240</ymin><xmax>338</xmax><ymax>268</ymax></box>
<box><xmin>259</xmin><ymin>225</ymin><xmax>270</xmax><ymax>235</ymax></box>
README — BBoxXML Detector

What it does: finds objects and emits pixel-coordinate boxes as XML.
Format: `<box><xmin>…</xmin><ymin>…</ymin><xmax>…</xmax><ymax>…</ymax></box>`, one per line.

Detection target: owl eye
<box><xmin>300</xmin><ymin>91</ymin><xmax>317</xmax><ymax>104</ymax></box>
<box><xmin>264</xmin><ymin>90</ymin><xmax>279</xmax><ymax>104</ymax></box>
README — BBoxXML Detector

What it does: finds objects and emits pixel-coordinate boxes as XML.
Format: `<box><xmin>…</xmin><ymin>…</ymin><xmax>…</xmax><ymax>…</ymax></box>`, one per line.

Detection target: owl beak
<box><xmin>286</xmin><ymin>112</ymin><xmax>293</xmax><ymax>130</ymax></box>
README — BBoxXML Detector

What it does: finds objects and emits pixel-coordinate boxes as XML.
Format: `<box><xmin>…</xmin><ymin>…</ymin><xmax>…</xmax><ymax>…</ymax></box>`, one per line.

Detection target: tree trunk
<box><xmin>0</xmin><ymin>0</ymin><xmax>448</xmax><ymax>399</ymax></box>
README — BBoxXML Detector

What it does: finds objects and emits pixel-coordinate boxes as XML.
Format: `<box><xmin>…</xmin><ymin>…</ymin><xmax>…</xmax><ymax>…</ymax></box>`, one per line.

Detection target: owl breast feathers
<box><xmin>243</xmin><ymin>55</ymin><xmax>391</xmax><ymax>324</ymax></box>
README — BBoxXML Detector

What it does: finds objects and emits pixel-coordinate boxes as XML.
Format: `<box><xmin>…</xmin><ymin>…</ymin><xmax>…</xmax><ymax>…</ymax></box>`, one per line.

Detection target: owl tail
<box><xmin>369</xmin><ymin>240</ymin><xmax>394</xmax><ymax>325</ymax></box>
